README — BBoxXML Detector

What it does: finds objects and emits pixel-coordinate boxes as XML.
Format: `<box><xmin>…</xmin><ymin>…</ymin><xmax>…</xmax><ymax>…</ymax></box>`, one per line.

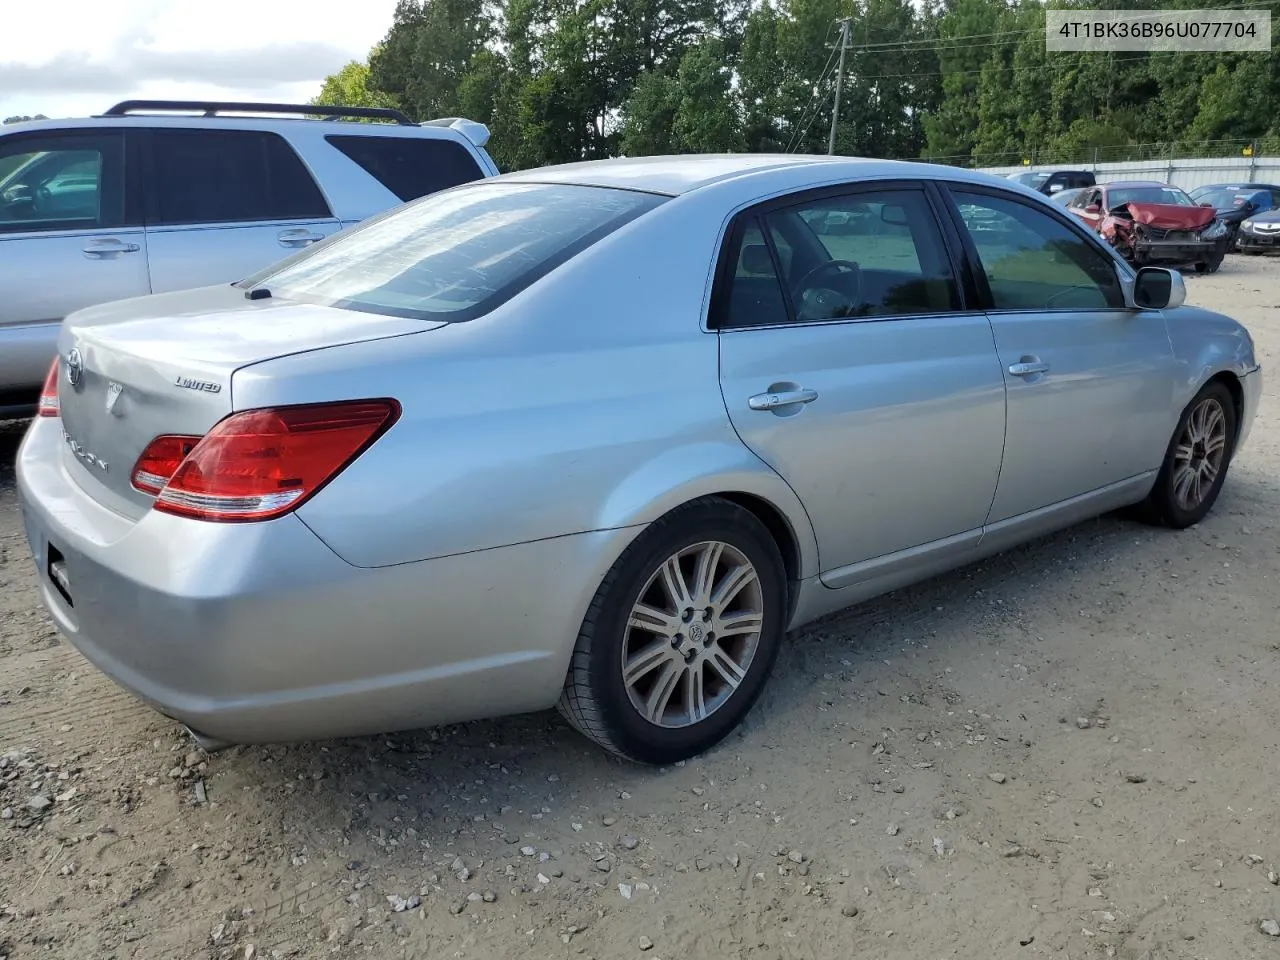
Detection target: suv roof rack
<box><xmin>99</xmin><ymin>100</ymin><xmax>416</xmax><ymax>126</ymax></box>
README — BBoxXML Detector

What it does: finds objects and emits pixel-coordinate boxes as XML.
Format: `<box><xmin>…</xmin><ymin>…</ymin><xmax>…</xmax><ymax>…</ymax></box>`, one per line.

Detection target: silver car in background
<box><xmin>17</xmin><ymin>155</ymin><xmax>1261</xmax><ymax>765</ymax></box>
<box><xmin>0</xmin><ymin>100</ymin><xmax>497</xmax><ymax>416</ymax></box>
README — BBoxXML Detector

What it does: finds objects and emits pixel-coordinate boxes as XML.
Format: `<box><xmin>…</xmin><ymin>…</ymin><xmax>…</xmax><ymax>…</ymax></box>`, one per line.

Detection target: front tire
<box><xmin>557</xmin><ymin>497</ymin><xmax>787</xmax><ymax>764</ymax></box>
<box><xmin>1141</xmin><ymin>381</ymin><xmax>1237</xmax><ymax>528</ymax></box>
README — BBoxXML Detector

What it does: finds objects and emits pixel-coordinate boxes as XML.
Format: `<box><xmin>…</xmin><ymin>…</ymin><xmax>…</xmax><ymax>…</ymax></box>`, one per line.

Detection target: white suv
<box><xmin>0</xmin><ymin>99</ymin><xmax>498</xmax><ymax>416</ymax></box>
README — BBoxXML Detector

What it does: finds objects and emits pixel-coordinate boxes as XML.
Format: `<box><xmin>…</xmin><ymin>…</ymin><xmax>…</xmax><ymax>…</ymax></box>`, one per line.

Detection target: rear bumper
<box><xmin>16</xmin><ymin>417</ymin><xmax>635</xmax><ymax>744</ymax></box>
<box><xmin>0</xmin><ymin>319</ymin><xmax>59</xmax><ymax>394</ymax></box>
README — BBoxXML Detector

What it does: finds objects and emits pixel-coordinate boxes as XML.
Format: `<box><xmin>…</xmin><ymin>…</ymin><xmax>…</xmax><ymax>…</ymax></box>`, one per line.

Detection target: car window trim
<box><xmin>708</xmin><ymin>178</ymin><xmax>977</xmax><ymax>332</ymax></box>
<box><xmin>0</xmin><ymin>127</ymin><xmax>138</xmax><ymax>235</ymax></box>
<box><xmin>933</xmin><ymin>180</ymin><xmax>1133</xmax><ymax>314</ymax></box>
<box><xmin>138</xmin><ymin>127</ymin><xmax>334</xmax><ymax>228</ymax></box>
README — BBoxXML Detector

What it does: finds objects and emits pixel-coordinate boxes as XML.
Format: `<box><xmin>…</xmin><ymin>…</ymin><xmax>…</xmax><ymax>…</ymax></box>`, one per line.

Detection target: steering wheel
<box><xmin>792</xmin><ymin>259</ymin><xmax>863</xmax><ymax>320</ymax></box>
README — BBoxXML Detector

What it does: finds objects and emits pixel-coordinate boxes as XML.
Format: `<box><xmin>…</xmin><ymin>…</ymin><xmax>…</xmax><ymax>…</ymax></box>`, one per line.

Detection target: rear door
<box><xmin>0</xmin><ymin>129</ymin><xmax>150</xmax><ymax>391</ymax></box>
<box><xmin>715</xmin><ymin>182</ymin><xmax>1006</xmax><ymax>582</ymax></box>
<box><xmin>941</xmin><ymin>184</ymin><xmax>1178</xmax><ymax>522</ymax></box>
<box><xmin>141</xmin><ymin>128</ymin><xmax>342</xmax><ymax>293</ymax></box>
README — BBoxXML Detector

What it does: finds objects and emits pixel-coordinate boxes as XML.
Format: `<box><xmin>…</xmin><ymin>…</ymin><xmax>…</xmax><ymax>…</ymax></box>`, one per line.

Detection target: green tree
<box><xmin>311</xmin><ymin>60</ymin><xmax>399</xmax><ymax>113</ymax></box>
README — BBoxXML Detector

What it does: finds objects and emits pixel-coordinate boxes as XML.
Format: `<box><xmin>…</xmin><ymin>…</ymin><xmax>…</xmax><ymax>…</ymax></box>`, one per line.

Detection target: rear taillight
<box><xmin>37</xmin><ymin>358</ymin><xmax>59</xmax><ymax>417</ymax></box>
<box><xmin>136</xmin><ymin>399</ymin><xmax>400</xmax><ymax>523</ymax></box>
<box><xmin>131</xmin><ymin>435</ymin><xmax>201</xmax><ymax>495</ymax></box>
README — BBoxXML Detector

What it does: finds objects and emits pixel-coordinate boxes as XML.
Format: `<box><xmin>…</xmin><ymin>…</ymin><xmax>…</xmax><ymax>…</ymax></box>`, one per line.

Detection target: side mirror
<box><xmin>1084</xmin><ymin>203</ymin><xmax>1101</xmax><ymax>215</ymax></box>
<box><xmin>1047</xmin><ymin>183</ymin><xmax>1063</xmax><ymax>193</ymax></box>
<box><xmin>1132</xmin><ymin>266</ymin><xmax>1186</xmax><ymax>310</ymax></box>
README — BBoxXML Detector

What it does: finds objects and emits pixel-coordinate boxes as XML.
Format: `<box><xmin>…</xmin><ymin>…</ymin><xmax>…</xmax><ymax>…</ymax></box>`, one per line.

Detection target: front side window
<box><xmin>147</xmin><ymin>129</ymin><xmax>331</xmax><ymax>226</ymax></box>
<box><xmin>0</xmin><ymin>133</ymin><xmax>124</xmax><ymax>234</ymax></box>
<box><xmin>244</xmin><ymin>181</ymin><xmax>665</xmax><ymax>322</ymax></box>
<box><xmin>325</xmin><ymin>135</ymin><xmax>484</xmax><ymax>202</ymax></box>
<box><xmin>951</xmin><ymin>189</ymin><xmax>1125</xmax><ymax>311</ymax></box>
<box><xmin>718</xmin><ymin>188</ymin><xmax>961</xmax><ymax>327</ymax></box>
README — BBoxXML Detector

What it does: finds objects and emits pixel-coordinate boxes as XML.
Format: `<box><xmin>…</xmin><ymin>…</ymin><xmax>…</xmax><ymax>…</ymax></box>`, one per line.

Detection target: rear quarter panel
<box><xmin>232</xmin><ymin>190</ymin><xmax>820</xmax><ymax>575</ymax></box>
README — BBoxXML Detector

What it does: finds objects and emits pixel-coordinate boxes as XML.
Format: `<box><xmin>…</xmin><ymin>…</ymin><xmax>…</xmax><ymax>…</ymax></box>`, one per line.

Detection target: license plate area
<box><xmin>47</xmin><ymin>543</ymin><xmax>73</xmax><ymax>608</ymax></box>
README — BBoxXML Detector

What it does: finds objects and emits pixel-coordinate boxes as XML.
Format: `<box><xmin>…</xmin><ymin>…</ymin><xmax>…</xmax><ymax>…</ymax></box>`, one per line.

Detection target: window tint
<box><xmin>721</xmin><ymin>220</ymin><xmax>790</xmax><ymax>328</ymax></box>
<box><xmin>246</xmin><ymin>182</ymin><xmax>664</xmax><ymax>322</ymax></box>
<box><xmin>325</xmin><ymin>135</ymin><xmax>484</xmax><ymax>202</ymax></box>
<box><xmin>148</xmin><ymin>129</ymin><xmax>330</xmax><ymax>225</ymax></box>
<box><xmin>0</xmin><ymin>134</ymin><xmax>125</xmax><ymax>234</ymax></box>
<box><xmin>952</xmin><ymin>190</ymin><xmax>1125</xmax><ymax>311</ymax></box>
<box><xmin>749</xmin><ymin>190</ymin><xmax>959</xmax><ymax>324</ymax></box>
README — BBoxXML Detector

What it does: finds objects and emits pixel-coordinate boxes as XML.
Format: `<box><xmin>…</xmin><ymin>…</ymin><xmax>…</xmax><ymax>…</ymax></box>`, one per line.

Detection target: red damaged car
<box><xmin>1066</xmin><ymin>181</ymin><xmax>1231</xmax><ymax>273</ymax></box>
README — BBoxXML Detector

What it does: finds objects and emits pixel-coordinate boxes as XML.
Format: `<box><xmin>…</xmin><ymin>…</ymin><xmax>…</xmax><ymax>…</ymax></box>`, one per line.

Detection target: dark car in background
<box><xmin>1066</xmin><ymin>181</ymin><xmax>1230</xmax><ymax>272</ymax></box>
<box><xmin>1007</xmin><ymin>169</ymin><xmax>1096</xmax><ymax>196</ymax></box>
<box><xmin>1236</xmin><ymin>207</ymin><xmax>1280</xmax><ymax>254</ymax></box>
<box><xmin>1189</xmin><ymin>182</ymin><xmax>1280</xmax><ymax>246</ymax></box>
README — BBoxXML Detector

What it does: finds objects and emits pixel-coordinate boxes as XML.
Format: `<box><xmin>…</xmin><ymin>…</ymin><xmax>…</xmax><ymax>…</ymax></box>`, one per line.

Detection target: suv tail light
<box><xmin>133</xmin><ymin>399</ymin><xmax>400</xmax><ymax>522</ymax></box>
<box><xmin>37</xmin><ymin>358</ymin><xmax>60</xmax><ymax>417</ymax></box>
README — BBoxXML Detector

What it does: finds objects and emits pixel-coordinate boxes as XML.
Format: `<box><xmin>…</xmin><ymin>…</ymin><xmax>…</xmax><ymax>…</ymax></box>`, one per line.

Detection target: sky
<box><xmin>0</xmin><ymin>0</ymin><xmax>399</xmax><ymax>121</ymax></box>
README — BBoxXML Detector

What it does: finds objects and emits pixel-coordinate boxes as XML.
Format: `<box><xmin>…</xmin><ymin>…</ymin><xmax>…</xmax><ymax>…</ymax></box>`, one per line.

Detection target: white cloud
<box><xmin>0</xmin><ymin>0</ymin><xmax>399</xmax><ymax>120</ymax></box>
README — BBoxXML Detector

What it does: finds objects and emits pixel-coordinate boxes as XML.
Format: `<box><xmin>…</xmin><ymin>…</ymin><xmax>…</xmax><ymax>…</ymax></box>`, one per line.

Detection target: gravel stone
<box><xmin>620</xmin><ymin>835</ymin><xmax>639</xmax><ymax>850</ymax></box>
<box><xmin>841</xmin><ymin>903</ymin><xmax>860</xmax><ymax>918</ymax></box>
<box><xmin>28</xmin><ymin>795</ymin><xmax>52</xmax><ymax>814</ymax></box>
<box><xmin>787</xmin><ymin>850</ymin><xmax>804</xmax><ymax>864</ymax></box>
<box><xmin>1261</xmin><ymin>920</ymin><xmax>1280</xmax><ymax>937</ymax></box>
<box><xmin>1076</xmin><ymin>717</ymin><xmax>1092</xmax><ymax>729</ymax></box>
<box><xmin>988</xmin><ymin>773</ymin><xmax>1007</xmax><ymax>784</ymax></box>
<box><xmin>886</xmin><ymin>823</ymin><xmax>899</xmax><ymax>836</ymax></box>
<box><xmin>638</xmin><ymin>935</ymin><xmax>654</xmax><ymax>951</ymax></box>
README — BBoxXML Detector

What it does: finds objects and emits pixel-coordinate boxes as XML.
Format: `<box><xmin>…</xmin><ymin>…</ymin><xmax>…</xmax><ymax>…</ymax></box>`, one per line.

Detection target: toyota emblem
<box><xmin>65</xmin><ymin>348</ymin><xmax>83</xmax><ymax>387</ymax></box>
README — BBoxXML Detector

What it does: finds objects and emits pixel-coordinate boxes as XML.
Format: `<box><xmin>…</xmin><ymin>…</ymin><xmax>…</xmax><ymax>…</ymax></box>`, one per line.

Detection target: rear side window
<box><xmin>717</xmin><ymin>188</ymin><xmax>961</xmax><ymax>327</ymax></box>
<box><xmin>246</xmin><ymin>182</ymin><xmax>665</xmax><ymax>322</ymax></box>
<box><xmin>147</xmin><ymin>129</ymin><xmax>331</xmax><ymax>226</ymax></box>
<box><xmin>325</xmin><ymin>135</ymin><xmax>484</xmax><ymax>202</ymax></box>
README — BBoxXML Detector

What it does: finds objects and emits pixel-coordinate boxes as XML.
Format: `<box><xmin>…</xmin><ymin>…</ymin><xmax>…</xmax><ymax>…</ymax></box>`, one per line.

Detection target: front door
<box><xmin>141</xmin><ymin>128</ymin><xmax>342</xmax><ymax>293</ymax></box>
<box><xmin>943</xmin><ymin>185</ymin><xmax>1179</xmax><ymax>523</ymax></box>
<box><xmin>714</xmin><ymin>183</ymin><xmax>1007</xmax><ymax>580</ymax></box>
<box><xmin>0</xmin><ymin>130</ymin><xmax>150</xmax><ymax>391</ymax></box>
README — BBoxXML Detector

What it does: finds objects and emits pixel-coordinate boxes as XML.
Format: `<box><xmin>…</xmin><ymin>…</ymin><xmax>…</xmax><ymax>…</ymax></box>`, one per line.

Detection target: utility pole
<box><xmin>828</xmin><ymin>17</ymin><xmax>852</xmax><ymax>156</ymax></box>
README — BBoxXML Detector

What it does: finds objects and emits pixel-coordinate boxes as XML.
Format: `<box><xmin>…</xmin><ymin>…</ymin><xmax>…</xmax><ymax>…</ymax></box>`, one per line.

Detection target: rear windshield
<box><xmin>245</xmin><ymin>181</ymin><xmax>666</xmax><ymax>321</ymax></box>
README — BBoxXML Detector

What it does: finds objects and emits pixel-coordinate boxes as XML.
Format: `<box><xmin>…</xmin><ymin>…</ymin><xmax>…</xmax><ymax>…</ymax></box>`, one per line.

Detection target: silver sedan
<box><xmin>16</xmin><ymin>155</ymin><xmax>1262</xmax><ymax>765</ymax></box>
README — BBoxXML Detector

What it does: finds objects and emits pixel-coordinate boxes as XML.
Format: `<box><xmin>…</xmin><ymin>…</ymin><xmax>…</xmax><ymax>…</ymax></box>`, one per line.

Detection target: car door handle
<box><xmin>1008</xmin><ymin>359</ymin><xmax>1050</xmax><ymax>377</ymax></box>
<box><xmin>748</xmin><ymin>388</ymin><xmax>819</xmax><ymax>411</ymax></box>
<box><xmin>277</xmin><ymin>228</ymin><xmax>325</xmax><ymax>248</ymax></box>
<box><xmin>82</xmin><ymin>238</ymin><xmax>140</xmax><ymax>258</ymax></box>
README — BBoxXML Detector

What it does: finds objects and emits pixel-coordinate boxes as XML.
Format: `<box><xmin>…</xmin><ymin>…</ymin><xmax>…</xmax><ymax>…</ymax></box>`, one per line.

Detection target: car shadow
<box><xmin>0</xmin><ymin>418</ymin><xmax>29</xmax><ymax>494</ymax></box>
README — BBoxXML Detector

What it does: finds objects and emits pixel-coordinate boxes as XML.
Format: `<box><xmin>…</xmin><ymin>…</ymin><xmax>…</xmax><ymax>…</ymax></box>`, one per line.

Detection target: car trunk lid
<box><xmin>56</xmin><ymin>286</ymin><xmax>437</xmax><ymax>518</ymax></box>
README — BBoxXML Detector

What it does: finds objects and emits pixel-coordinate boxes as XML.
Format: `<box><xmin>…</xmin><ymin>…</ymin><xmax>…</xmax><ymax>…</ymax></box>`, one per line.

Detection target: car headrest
<box><xmin>740</xmin><ymin>244</ymin><xmax>773</xmax><ymax>275</ymax></box>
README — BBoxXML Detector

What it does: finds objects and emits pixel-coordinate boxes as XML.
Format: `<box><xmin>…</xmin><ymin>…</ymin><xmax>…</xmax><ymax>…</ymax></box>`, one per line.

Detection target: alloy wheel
<box><xmin>1172</xmin><ymin>396</ymin><xmax>1228</xmax><ymax>511</ymax></box>
<box><xmin>621</xmin><ymin>541</ymin><xmax>764</xmax><ymax>729</ymax></box>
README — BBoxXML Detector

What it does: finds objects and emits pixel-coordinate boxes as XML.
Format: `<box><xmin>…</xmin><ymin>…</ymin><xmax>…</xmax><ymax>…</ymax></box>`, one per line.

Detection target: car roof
<box><xmin>0</xmin><ymin>112</ymin><xmax>478</xmax><ymax>146</ymax></box>
<box><xmin>1100</xmin><ymin>180</ymin><xmax>1174</xmax><ymax>189</ymax></box>
<box><xmin>1195</xmin><ymin>182</ymin><xmax>1275</xmax><ymax>191</ymax></box>
<box><xmin>494</xmin><ymin>153</ymin><xmax>1013</xmax><ymax>197</ymax></box>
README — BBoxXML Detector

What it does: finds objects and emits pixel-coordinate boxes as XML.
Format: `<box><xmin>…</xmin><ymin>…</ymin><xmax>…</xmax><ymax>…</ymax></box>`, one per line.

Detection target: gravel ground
<box><xmin>1</xmin><ymin>257</ymin><xmax>1278</xmax><ymax>960</ymax></box>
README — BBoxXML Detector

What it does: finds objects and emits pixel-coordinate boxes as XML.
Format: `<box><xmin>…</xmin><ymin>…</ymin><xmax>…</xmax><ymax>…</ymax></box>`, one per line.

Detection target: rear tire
<box><xmin>557</xmin><ymin>497</ymin><xmax>787</xmax><ymax>764</ymax></box>
<box><xmin>1139</xmin><ymin>381</ymin><xmax>1237</xmax><ymax>529</ymax></box>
